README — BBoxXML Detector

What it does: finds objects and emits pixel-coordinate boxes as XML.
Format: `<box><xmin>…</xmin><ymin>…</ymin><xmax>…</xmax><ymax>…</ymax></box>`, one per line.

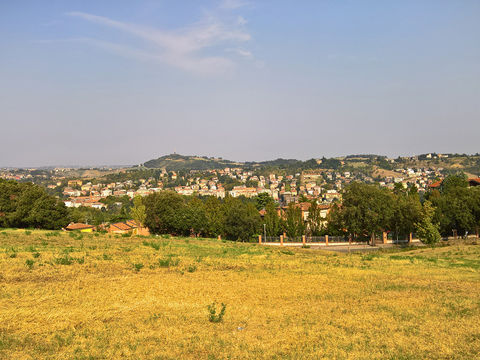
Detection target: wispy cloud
<box><xmin>67</xmin><ymin>3</ymin><xmax>254</xmax><ymax>76</ymax></box>
<box><xmin>226</xmin><ymin>47</ymin><xmax>253</xmax><ymax>60</ymax></box>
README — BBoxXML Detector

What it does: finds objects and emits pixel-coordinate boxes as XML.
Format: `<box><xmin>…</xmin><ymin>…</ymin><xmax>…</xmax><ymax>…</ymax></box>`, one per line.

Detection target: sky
<box><xmin>1</xmin><ymin>0</ymin><xmax>480</xmax><ymax>167</ymax></box>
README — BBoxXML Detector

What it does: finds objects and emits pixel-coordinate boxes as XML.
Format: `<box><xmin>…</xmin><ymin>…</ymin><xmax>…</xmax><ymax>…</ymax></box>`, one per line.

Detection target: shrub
<box><xmin>55</xmin><ymin>255</ymin><xmax>74</xmax><ymax>265</ymax></box>
<box><xmin>25</xmin><ymin>259</ymin><xmax>34</xmax><ymax>269</ymax></box>
<box><xmin>157</xmin><ymin>258</ymin><xmax>180</xmax><ymax>268</ymax></box>
<box><xmin>186</xmin><ymin>265</ymin><xmax>197</xmax><ymax>273</ymax></box>
<box><xmin>24</xmin><ymin>230</ymin><xmax>32</xmax><ymax>236</ymax></box>
<box><xmin>45</xmin><ymin>232</ymin><xmax>60</xmax><ymax>237</ymax></box>
<box><xmin>133</xmin><ymin>263</ymin><xmax>144</xmax><ymax>272</ymax></box>
<box><xmin>207</xmin><ymin>303</ymin><xmax>227</xmax><ymax>323</ymax></box>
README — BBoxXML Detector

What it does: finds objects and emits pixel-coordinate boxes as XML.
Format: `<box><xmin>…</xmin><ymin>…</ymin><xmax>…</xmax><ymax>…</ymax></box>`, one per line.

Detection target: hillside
<box><xmin>141</xmin><ymin>153</ymin><xmax>480</xmax><ymax>177</ymax></box>
<box><xmin>143</xmin><ymin>154</ymin><xmax>241</xmax><ymax>171</ymax></box>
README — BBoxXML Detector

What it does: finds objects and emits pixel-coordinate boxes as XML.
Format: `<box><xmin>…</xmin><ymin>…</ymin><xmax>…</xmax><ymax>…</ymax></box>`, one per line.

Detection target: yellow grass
<box><xmin>1</xmin><ymin>229</ymin><xmax>479</xmax><ymax>359</ymax></box>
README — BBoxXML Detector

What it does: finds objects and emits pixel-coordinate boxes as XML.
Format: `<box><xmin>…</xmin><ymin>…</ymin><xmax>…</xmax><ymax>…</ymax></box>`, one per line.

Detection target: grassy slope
<box><xmin>0</xmin><ymin>230</ymin><xmax>479</xmax><ymax>359</ymax></box>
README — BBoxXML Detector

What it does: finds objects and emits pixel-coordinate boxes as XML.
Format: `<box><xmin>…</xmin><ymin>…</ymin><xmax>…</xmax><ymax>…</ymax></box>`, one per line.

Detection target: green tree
<box><xmin>283</xmin><ymin>202</ymin><xmax>305</xmax><ymax>238</ymax></box>
<box><xmin>307</xmin><ymin>201</ymin><xmax>324</xmax><ymax>236</ymax></box>
<box><xmin>415</xmin><ymin>200</ymin><xmax>441</xmax><ymax>244</ymax></box>
<box><xmin>391</xmin><ymin>193</ymin><xmax>422</xmax><ymax>239</ymax></box>
<box><xmin>203</xmin><ymin>196</ymin><xmax>224</xmax><ymax>237</ymax></box>
<box><xmin>0</xmin><ymin>179</ymin><xmax>69</xmax><ymax>229</ymax></box>
<box><xmin>224</xmin><ymin>201</ymin><xmax>261</xmax><ymax>241</ymax></box>
<box><xmin>264</xmin><ymin>201</ymin><xmax>282</xmax><ymax>237</ymax></box>
<box><xmin>179</xmin><ymin>197</ymin><xmax>207</xmax><ymax>237</ymax></box>
<box><xmin>339</xmin><ymin>182</ymin><xmax>394</xmax><ymax>244</ymax></box>
<box><xmin>143</xmin><ymin>191</ymin><xmax>185</xmax><ymax>235</ymax></box>
<box><xmin>254</xmin><ymin>192</ymin><xmax>274</xmax><ymax>211</ymax></box>
<box><xmin>131</xmin><ymin>195</ymin><xmax>146</xmax><ymax>232</ymax></box>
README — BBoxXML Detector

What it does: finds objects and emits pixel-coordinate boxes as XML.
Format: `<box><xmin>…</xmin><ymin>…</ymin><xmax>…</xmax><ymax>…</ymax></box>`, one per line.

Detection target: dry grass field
<box><xmin>1</xmin><ymin>229</ymin><xmax>479</xmax><ymax>359</ymax></box>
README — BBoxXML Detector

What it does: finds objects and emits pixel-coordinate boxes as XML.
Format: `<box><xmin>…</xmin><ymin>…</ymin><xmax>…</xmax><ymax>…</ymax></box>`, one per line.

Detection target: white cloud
<box><xmin>226</xmin><ymin>47</ymin><xmax>253</xmax><ymax>60</ymax></box>
<box><xmin>67</xmin><ymin>6</ymin><xmax>252</xmax><ymax>76</ymax></box>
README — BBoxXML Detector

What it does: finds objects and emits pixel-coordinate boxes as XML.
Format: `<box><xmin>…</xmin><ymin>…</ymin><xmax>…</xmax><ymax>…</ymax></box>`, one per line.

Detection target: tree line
<box><xmin>326</xmin><ymin>173</ymin><xmax>480</xmax><ymax>244</ymax></box>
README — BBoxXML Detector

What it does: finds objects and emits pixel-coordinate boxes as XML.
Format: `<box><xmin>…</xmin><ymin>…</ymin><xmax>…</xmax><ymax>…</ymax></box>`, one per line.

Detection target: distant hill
<box><xmin>142</xmin><ymin>153</ymin><xmax>480</xmax><ymax>176</ymax></box>
<box><xmin>143</xmin><ymin>154</ymin><xmax>240</xmax><ymax>171</ymax></box>
<box><xmin>244</xmin><ymin>158</ymin><xmax>301</xmax><ymax>167</ymax></box>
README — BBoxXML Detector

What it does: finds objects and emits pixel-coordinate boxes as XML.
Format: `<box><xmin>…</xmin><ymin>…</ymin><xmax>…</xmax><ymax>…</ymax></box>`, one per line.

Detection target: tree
<box><xmin>283</xmin><ymin>202</ymin><xmax>305</xmax><ymax>238</ymax></box>
<box><xmin>130</xmin><ymin>195</ymin><xmax>146</xmax><ymax>233</ymax></box>
<box><xmin>264</xmin><ymin>201</ymin><xmax>282</xmax><ymax>237</ymax></box>
<box><xmin>254</xmin><ymin>192</ymin><xmax>274</xmax><ymax>211</ymax></box>
<box><xmin>391</xmin><ymin>193</ymin><xmax>422</xmax><ymax>239</ymax></box>
<box><xmin>224</xmin><ymin>201</ymin><xmax>261</xmax><ymax>241</ymax></box>
<box><xmin>339</xmin><ymin>182</ymin><xmax>394</xmax><ymax>244</ymax></box>
<box><xmin>415</xmin><ymin>200</ymin><xmax>441</xmax><ymax>244</ymax></box>
<box><xmin>28</xmin><ymin>194</ymin><xmax>69</xmax><ymax>229</ymax></box>
<box><xmin>430</xmin><ymin>174</ymin><xmax>476</xmax><ymax>236</ymax></box>
<box><xmin>203</xmin><ymin>196</ymin><xmax>225</xmax><ymax>237</ymax></box>
<box><xmin>143</xmin><ymin>191</ymin><xmax>185</xmax><ymax>235</ymax></box>
<box><xmin>307</xmin><ymin>201</ymin><xmax>324</xmax><ymax>236</ymax></box>
<box><xmin>0</xmin><ymin>179</ymin><xmax>69</xmax><ymax>229</ymax></box>
<box><xmin>179</xmin><ymin>197</ymin><xmax>207</xmax><ymax>237</ymax></box>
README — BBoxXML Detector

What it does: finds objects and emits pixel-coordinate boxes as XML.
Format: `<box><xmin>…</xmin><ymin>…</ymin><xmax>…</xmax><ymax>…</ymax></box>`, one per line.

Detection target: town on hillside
<box><xmin>2</xmin><ymin>153</ymin><xmax>480</xmax><ymax>215</ymax></box>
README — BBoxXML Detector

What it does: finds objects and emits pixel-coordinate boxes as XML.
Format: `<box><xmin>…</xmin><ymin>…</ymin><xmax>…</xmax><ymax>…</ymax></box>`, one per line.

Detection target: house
<box><xmin>108</xmin><ymin>222</ymin><xmax>138</xmax><ymax>235</ymax></box>
<box><xmin>468</xmin><ymin>178</ymin><xmax>480</xmax><ymax>187</ymax></box>
<box><xmin>65</xmin><ymin>223</ymin><xmax>95</xmax><ymax>232</ymax></box>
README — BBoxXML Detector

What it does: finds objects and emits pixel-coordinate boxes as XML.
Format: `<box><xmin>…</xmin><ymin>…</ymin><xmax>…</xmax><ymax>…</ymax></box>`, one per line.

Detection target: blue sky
<box><xmin>1</xmin><ymin>0</ymin><xmax>479</xmax><ymax>167</ymax></box>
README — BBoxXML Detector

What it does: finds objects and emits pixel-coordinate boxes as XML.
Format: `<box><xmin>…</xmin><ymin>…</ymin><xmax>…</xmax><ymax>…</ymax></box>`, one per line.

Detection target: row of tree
<box><xmin>140</xmin><ymin>191</ymin><xmax>332</xmax><ymax>241</ymax></box>
<box><xmin>326</xmin><ymin>174</ymin><xmax>480</xmax><ymax>244</ymax></box>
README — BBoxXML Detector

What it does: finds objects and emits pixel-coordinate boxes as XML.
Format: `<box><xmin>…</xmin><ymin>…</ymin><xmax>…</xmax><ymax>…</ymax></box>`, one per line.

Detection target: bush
<box><xmin>45</xmin><ymin>232</ymin><xmax>60</xmax><ymax>237</ymax></box>
<box><xmin>157</xmin><ymin>258</ymin><xmax>180</xmax><ymax>268</ymax></box>
<box><xmin>207</xmin><ymin>303</ymin><xmax>227</xmax><ymax>323</ymax></box>
<box><xmin>133</xmin><ymin>263</ymin><xmax>144</xmax><ymax>272</ymax></box>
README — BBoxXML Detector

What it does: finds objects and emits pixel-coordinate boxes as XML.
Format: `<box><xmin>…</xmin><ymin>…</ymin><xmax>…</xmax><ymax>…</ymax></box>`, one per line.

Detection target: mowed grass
<box><xmin>1</xmin><ymin>229</ymin><xmax>480</xmax><ymax>359</ymax></box>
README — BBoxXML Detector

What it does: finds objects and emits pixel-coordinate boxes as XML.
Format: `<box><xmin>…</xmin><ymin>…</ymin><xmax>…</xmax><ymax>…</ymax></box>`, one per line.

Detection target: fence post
<box><xmin>349</xmin><ymin>235</ymin><xmax>352</xmax><ymax>245</ymax></box>
<box><xmin>259</xmin><ymin>235</ymin><xmax>262</xmax><ymax>244</ymax></box>
<box><xmin>325</xmin><ymin>235</ymin><xmax>329</xmax><ymax>246</ymax></box>
<box><xmin>408</xmin><ymin>233</ymin><xmax>413</xmax><ymax>243</ymax></box>
<box><xmin>280</xmin><ymin>235</ymin><xmax>284</xmax><ymax>247</ymax></box>
<box><xmin>218</xmin><ymin>235</ymin><xmax>221</xmax><ymax>241</ymax></box>
<box><xmin>383</xmin><ymin>231</ymin><xmax>388</xmax><ymax>245</ymax></box>
<box><xmin>302</xmin><ymin>235</ymin><xmax>305</xmax><ymax>246</ymax></box>
<box><xmin>476</xmin><ymin>227</ymin><xmax>479</xmax><ymax>238</ymax></box>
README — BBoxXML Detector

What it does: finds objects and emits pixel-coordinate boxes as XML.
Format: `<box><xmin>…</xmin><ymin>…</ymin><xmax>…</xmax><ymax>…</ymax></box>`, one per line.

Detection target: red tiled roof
<box><xmin>110</xmin><ymin>222</ymin><xmax>133</xmax><ymax>231</ymax></box>
<box><xmin>66</xmin><ymin>223</ymin><xmax>95</xmax><ymax>230</ymax></box>
<box><xmin>125</xmin><ymin>220</ymin><xmax>138</xmax><ymax>228</ymax></box>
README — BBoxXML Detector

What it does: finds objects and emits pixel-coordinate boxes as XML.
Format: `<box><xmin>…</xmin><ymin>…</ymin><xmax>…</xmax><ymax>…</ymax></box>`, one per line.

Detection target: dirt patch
<box><xmin>372</xmin><ymin>169</ymin><xmax>403</xmax><ymax>178</ymax></box>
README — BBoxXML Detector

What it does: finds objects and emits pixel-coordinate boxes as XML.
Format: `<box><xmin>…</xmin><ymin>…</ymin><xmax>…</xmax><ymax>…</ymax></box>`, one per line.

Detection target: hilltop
<box><xmin>142</xmin><ymin>152</ymin><xmax>480</xmax><ymax>176</ymax></box>
<box><xmin>143</xmin><ymin>154</ymin><xmax>243</xmax><ymax>171</ymax></box>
